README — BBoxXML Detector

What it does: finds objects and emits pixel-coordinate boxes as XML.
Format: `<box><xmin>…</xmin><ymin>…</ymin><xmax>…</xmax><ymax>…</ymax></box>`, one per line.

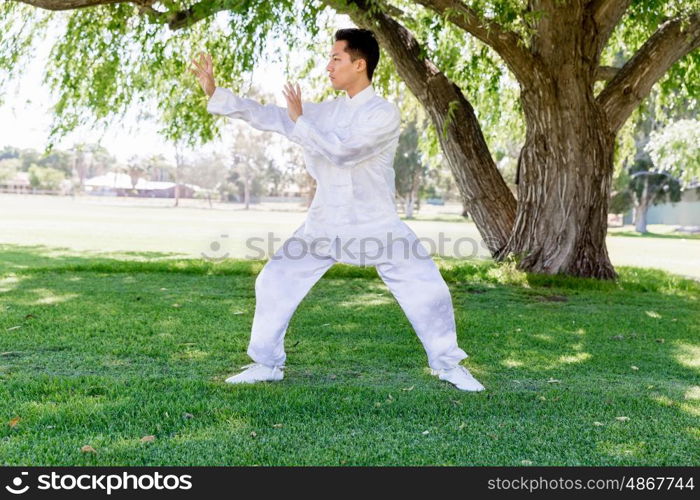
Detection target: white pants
<box><xmin>246</xmin><ymin>227</ymin><xmax>469</xmax><ymax>370</ymax></box>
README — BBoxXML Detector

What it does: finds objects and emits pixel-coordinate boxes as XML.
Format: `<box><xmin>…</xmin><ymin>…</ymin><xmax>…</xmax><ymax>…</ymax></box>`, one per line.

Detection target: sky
<box><xmin>0</xmin><ymin>7</ymin><xmax>351</xmax><ymax>165</ymax></box>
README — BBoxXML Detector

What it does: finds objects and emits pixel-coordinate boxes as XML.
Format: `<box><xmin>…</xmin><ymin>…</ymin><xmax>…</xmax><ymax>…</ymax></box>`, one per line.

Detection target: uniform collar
<box><xmin>343</xmin><ymin>84</ymin><xmax>375</xmax><ymax>107</ymax></box>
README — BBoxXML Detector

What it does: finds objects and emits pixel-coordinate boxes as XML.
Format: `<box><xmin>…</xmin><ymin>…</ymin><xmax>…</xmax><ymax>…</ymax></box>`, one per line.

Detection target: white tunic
<box><xmin>206</xmin><ymin>83</ymin><xmax>416</xmax><ymax>263</ymax></box>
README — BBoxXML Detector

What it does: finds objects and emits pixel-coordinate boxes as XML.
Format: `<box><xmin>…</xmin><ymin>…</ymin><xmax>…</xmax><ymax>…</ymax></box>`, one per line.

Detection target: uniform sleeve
<box><xmin>207</xmin><ymin>86</ymin><xmax>297</xmax><ymax>138</ymax></box>
<box><xmin>289</xmin><ymin>104</ymin><xmax>400</xmax><ymax>168</ymax></box>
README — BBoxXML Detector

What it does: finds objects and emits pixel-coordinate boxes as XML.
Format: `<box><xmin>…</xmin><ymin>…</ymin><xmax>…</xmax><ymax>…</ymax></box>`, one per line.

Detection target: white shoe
<box><xmin>431</xmin><ymin>365</ymin><xmax>485</xmax><ymax>391</ymax></box>
<box><xmin>225</xmin><ymin>362</ymin><xmax>284</xmax><ymax>384</ymax></box>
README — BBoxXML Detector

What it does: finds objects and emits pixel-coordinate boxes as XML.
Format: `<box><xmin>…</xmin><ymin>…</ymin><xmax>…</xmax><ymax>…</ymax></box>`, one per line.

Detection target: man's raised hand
<box><xmin>282</xmin><ymin>82</ymin><xmax>303</xmax><ymax>122</ymax></box>
<box><xmin>189</xmin><ymin>52</ymin><xmax>216</xmax><ymax>97</ymax></box>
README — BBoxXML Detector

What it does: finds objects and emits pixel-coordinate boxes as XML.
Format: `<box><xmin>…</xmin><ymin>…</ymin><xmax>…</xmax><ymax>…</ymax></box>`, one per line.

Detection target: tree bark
<box><xmin>498</xmin><ymin>65</ymin><xmax>618</xmax><ymax>278</ymax></box>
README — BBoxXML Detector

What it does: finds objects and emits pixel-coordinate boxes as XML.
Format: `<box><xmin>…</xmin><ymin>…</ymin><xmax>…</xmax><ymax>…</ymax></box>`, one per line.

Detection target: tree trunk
<box><xmin>243</xmin><ymin>164</ymin><xmax>250</xmax><ymax>210</ymax></box>
<box><xmin>498</xmin><ymin>71</ymin><xmax>618</xmax><ymax>279</ymax></box>
<box><xmin>173</xmin><ymin>157</ymin><xmax>180</xmax><ymax>207</ymax></box>
<box><xmin>416</xmin><ymin>75</ymin><xmax>517</xmax><ymax>255</ymax></box>
<box><xmin>405</xmin><ymin>190</ymin><xmax>414</xmax><ymax>218</ymax></box>
<box><xmin>634</xmin><ymin>204</ymin><xmax>649</xmax><ymax>233</ymax></box>
<box><xmin>634</xmin><ymin>177</ymin><xmax>650</xmax><ymax>233</ymax></box>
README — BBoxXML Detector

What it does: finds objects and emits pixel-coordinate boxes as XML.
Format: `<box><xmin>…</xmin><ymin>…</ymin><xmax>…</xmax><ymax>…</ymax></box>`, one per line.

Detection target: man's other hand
<box><xmin>282</xmin><ymin>82</ymin><xmax>303</xmax><ymax>122</ymax></box>
<box><xmin>189</xmin><ymin>52</ymin><xmax>216</xmax><ymax>97</ymax></box>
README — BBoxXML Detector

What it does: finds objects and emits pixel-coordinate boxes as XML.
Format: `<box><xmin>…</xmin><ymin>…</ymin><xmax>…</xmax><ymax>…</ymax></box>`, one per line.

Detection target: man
<box><xmin>190</xmin><ymin>28</ymin><xmax>485</xmax><ymax>391</ymax></box>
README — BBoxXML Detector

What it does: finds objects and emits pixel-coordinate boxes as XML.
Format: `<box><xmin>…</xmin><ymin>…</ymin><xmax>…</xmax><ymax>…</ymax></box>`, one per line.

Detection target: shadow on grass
<box><xmin>3</xmin><ymin>243</ymin><xmax>698</xmax><ymax>294</ymax></box>
<box><xmin>0</xmin><ymin>244</ymin><xmax>192</xmax><ymax>273</ymax></box>
<box><xmin>399</xmin><ymin>215</ymin><xmax>467</xmax><ymax>223</ymax></box>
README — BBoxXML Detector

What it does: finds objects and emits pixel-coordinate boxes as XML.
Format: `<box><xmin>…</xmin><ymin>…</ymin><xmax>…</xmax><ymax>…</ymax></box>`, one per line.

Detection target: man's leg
<box><xmin>374</xmin><ymin>232</ymin><xmax>469</xmax><ymax>371</ymax></box>
<box><xmin>246</xmin><ymin>234</ymin><xmax>336</xmax><ymax>368</ymax></box>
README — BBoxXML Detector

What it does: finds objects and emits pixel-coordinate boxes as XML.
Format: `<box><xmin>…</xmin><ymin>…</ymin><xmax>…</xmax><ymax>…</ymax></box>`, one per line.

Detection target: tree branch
<box><xmin>584</xmin><ymin>0</ymin><xmax>632</xmax><ymax>63</ymax></box>
<box><xmin>594</xmin><ymin>65</ymin><xmax>619</xmax><ymax>81</ymax></box>
<box><xmin>13</xmin><ymin>0</ymin><xmax>124</xmax><ymax>9</ymax></box>
<box><xmin>597</xmin><ymin>12</ymin><xmax>700</xmax><ymax>133</ymax></box>
<box><xmin>152</xmin><ymin>1</ymin><xmax>231</xmax><ymax>30</ymax></box>
<box><xmin>412</xmin><ymin>0</ymin><xmax>538</xmax><ymax>84</ymax></box>
<box><xmin>12</xmin><ymin>0</ymin><xmax>233</xmax><ymax>30</ymax></box>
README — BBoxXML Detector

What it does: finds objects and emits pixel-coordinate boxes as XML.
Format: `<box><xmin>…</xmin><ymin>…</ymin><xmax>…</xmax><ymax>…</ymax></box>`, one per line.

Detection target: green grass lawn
<box><xmin>0</xmin><ymin>244</ymin><xmax>698</xmax><ymax>466</ymax></box>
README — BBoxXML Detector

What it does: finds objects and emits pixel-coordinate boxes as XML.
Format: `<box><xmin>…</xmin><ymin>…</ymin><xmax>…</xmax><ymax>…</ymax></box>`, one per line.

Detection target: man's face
<box><xmin>326</xmin><ymin>40</ymin><xmax>365</xmax><ymax>91</ymax></box>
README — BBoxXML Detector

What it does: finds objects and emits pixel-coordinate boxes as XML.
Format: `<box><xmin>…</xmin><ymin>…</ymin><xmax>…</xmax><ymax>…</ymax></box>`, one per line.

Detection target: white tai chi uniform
<box><xmin>207</xmin><ymin>83</ymin><xmax>469</xmax><ymax>370</ymax></box>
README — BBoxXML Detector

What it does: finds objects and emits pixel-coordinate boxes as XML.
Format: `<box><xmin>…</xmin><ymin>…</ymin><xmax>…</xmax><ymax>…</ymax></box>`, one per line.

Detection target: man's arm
<box><xmin>190</xmin><ymin>52</ymin><xmax>304</xmax><ymax>139</ymax></box>
<box><xmin>207</xmin><ymin>87</ymin><xmax>297</xmax><ymax>138</ymax></box>
<box><xmin>289</xmin><ymin>104</ymin><xmax>401</xmax><ymax>168</ymax></box>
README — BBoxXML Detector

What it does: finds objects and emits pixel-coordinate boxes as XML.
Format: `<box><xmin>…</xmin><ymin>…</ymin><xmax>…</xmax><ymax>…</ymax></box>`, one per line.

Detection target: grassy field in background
<box><xmin>0</xmin><ymin>243</ymin><xmax>698</xmax><ymax>465</ymax></box>
<box><xmin>2</xmin><ymin>194</ymin><xmax>699</xmax><ymax>280</ymax></box>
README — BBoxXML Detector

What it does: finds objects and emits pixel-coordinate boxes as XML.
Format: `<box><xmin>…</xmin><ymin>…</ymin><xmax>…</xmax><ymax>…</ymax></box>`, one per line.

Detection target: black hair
<box><xmin>334</xmin><ymin>28</ymin><xmax>380</xmax><ymax>81</ymax></box>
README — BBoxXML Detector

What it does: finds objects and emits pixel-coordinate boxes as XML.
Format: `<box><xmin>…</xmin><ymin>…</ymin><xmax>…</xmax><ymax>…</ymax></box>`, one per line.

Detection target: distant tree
<box><xmin>172</xmin><ymin>141</ymin><xmax>186</xmax><ymax>207</ymax></box>
<box><xmin>19</xmin><ymin>148</ymin><xmax>41</xmax><ymax>171</ymax></box>
<box><xmin>0</xmin><ymin>146</ymin><xmax>20</xmax><ymax>161</ymax></box>
<box><xmin>611</xmin><ymin>106</ymin><xmax>699</xmax><ymax>233</ymax></box>
<box><xmin>68</xmin><ymin>143</ymin><xmax>116</xmax><ymax>190</ymax></box>
<box><xmin>125</xmin><ymin>155</ymin><xmax>148</xmax><ymax>190</ymax></box>
<box><xmin>263</xmin><ymin>159</ymin><xmax>285</xmax><ymax>197</ymax></box>
<box><xmin>144</xmin><ymin>154</ymin><xmax>173</xmax><ymax>182</ymax></box>
<box><xmin>183</xmin><ymin>151</ymin><xmax>229</xmax><ymax>206</ymax></box>
<box><xmin>184</xmin><ymin>151</ymin><xmax>228</xmax><ymax>190</ymax></box>
<box><xmin>646</xmin><ymin>119</ymin><xmax>700</xmax><ymax>186</ymax></box>
<box><xmin>28</xmin><ymin>164</ymin><xmax>65</xmax><ymax>190</ymax></box>
<box><xmin>629</xmin><ymin>157</ymin><xmax>682</xmax><ymax>233</ymax></box>
<box><xmin>229</xmin><ymin>136</ymin><xmax>267</xmax><ymax>209</ymax></box>
<box><xmin>0</xmin><ymin>158</ymin><xmax>20</xmax><ymax>182</ymax></box>
<box><xmin>38</xmin><ymin>149</ymin><xmax>73</xmax><ymax>176</ymax></box>
<box><xmin>277</xmin><ymin>136</ymin><xmax>314</xmax><ymax>206</ymax></box>
<box><xmin>223</xmin><ymin>86</ymin><xmax>283</xmax><ymax>209</ymax></box>
<box><xmin>394</xmin><ymin>119</ymin><xmax>427</xmax><ymax>219</ymax></box>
